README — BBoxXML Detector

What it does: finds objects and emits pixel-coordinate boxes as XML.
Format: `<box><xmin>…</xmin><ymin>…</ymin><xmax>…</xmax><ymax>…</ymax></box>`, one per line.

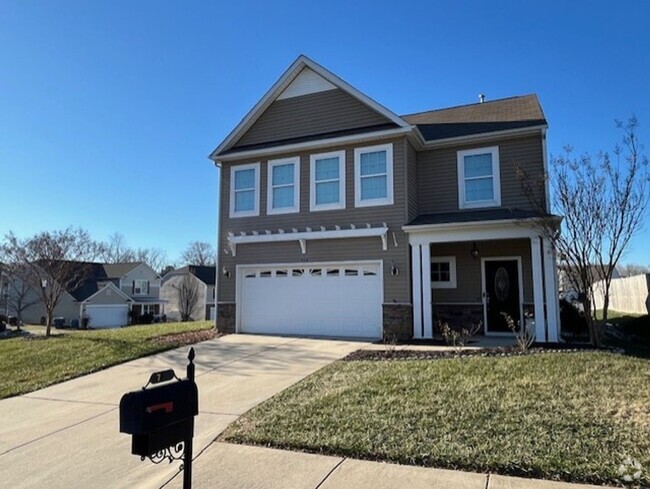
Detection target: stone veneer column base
<box><xmin>433</xmin><ymin>304</ymin><xmax>484</xmax><ymax>335</ymax></box>
<box><xmin>383</xmin><ymin>304</ymin><xmax>413</xmax><ymax>341</ymax></box>
<box><xmin>216</xmin><ymin>303</ymin><xmax>236</xmax><ymax>334</ymax></box>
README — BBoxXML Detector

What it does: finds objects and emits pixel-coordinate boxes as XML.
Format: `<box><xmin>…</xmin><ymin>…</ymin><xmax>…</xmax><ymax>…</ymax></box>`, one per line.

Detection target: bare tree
<box><xmin>519</xmin><ymin>117</ymin><xmax>649</xmax><ymax>346</ymax></box>
<box><xmin>618</xmin><ymin>263</ymin><xmax>650</xmax><ymax>277</ymax></box>
<box><xmin>181</xmin><ymin>241</ymin><xmax>215</xmax><ymax>266</ymax></box>
<box><xmin>173</xmin><ymin>273</ymin><xmax>200</xmax><ymax>321</ymax></box>
<box><xmin>98</xmin><ymin>233</ymin><xmax>136</xmax><ymax>263</ymax></box>
<box><xmin>1</xmin><ymin>228</ymin><xmax>100</xmax><ymax>337</ymax></box>
<box><xmin>99</xmin><ymin>233</ymin><xmax>170</xmax><ymax>274</ymax></box>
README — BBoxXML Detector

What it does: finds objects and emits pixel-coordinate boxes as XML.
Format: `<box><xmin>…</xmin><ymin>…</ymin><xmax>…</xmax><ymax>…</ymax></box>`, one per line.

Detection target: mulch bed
<box><xmin>154</xmin><ymin>329</ymin><xmax>219</xmax><ymax>345</ymax></box>
<box><xmin>344</xmin><ymin>343</ymin><xmax>621</xmax><ymax>361</ymax></box>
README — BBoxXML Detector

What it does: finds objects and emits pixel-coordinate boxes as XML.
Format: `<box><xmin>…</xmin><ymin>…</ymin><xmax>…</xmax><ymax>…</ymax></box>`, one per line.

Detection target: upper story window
<box><xmin>133</xmin><ymin>279</ymin><xmax>149</xmax><ymax>295</ymax></box>
<box><xmin>310</xmin><ymin>150</ymin><xmax>346</xmax><ymax>211</ymax></box>
<box><xmin>354</xmin><ymin>143</ymin><xmax>394</xmax><ymax>207</ymax></box>
<box><xmin>457</xmin><ymin>146</ymin><xmax>501</xmax><ymax>209</ymax></box>
<box><xmin>230</xmin><ymin>163</ymin><xmax>260</xmax><ymax>218</ymax></box>
<box><xmin>431</xmin><ymin>256</ymin><xmax>457</xmax><ymax>289</ymax></box>
<box><xmin>267</xmin><ymin>157</ymin><xmax>300</xmax><ymax>214</ymax></box>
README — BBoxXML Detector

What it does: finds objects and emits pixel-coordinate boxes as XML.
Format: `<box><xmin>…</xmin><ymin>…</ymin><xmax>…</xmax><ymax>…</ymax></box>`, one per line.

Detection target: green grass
<box><xmin>0</xmin><ymin>321</ymin><xmax>214</xmax><ymax>399</ymax></box>
<box><xmin>223</xmin><ymin>352</ymin><xmax>650</xmax><ymax>486</ymax></box>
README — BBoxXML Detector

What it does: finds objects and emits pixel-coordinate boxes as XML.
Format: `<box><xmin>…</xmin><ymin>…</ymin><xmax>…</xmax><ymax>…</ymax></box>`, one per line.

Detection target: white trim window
<box><xmin>457</xmin><ymin>146</ymin><xmax>501</xmax><ymax>209</ymax></box>
<box><xmin>430</xmin><ymin>256</ymin><xmax>457</xmax><ymax>289</ymax></box>
<box><xmin>267</xmin><ymin>157</ymin><xmax>300</xmax><ymax>214</ymax></box>
<box><xmin>133</xmin><ymin>279</ymin><xmax>149</xmax><ymax>295</ymax></box>
<box><xmin>230</xmin><ymin>163</ymin><xmax>260</xmax><ymax>218</ymax></box>
<box><xmin>354</xmin><ymin>143</ymin><xmax>394</xmax><ymax>207</ymax></box>
<box><xmin>310</xmin><ymin>150</ymin><xmax>346</xmax><ymax>211</ymax></box>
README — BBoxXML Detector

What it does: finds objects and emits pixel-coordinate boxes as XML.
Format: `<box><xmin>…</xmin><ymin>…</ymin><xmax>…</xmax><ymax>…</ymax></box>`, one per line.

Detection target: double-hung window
<box><xmin>230</xmin><ymin>163</ymin><xmax>260</xmax><ymax>218</ymax></box>
<box><xmin>430</xmin><ymin>256</ymin><xmax>457</xmax><ymax>289</ymax></box>
<box><xmin>267</xmin><ymin>157</ymin><xmax>300</xmax><ymax>214</ymax></box>
<box><xmin>310</xmin><ymin>150</ymin><xmax>345</xmax><ymax>211</ymax></box>
<box><xmin>133</xmin><ymin>279</ymin><xmax>149</xmax><ymax>295</ymax></box>
<box><xmin>354</xmin><ymin>143</ymin><xmax>394</xmax><ymax>207</ymax></box>
<box><xmin>457</xmin><ymin>146</ymin><xmax>500</xmax><ymax>208</ymax></box>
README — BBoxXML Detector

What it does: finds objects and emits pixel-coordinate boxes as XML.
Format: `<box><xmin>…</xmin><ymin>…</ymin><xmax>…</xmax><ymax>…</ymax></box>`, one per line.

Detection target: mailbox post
<box><xmin>120</xmin><ymin>348</ymin><xmax>198</xmax><ymax>489</ymax></box>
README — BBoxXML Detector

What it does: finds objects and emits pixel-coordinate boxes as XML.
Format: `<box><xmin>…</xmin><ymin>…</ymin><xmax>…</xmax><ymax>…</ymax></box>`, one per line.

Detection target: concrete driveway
<box><xmin>0</xmin><ymin>334</ymin><xmax>365</xmax><ymax>489</ymax></box>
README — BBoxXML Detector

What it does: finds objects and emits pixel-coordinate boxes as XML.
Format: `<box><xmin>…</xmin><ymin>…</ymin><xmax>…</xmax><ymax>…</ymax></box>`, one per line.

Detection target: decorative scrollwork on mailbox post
<box><xmin>120</xmin><ymin>348</ymin><xmax>198</xmax><ymax>489</ymax></box>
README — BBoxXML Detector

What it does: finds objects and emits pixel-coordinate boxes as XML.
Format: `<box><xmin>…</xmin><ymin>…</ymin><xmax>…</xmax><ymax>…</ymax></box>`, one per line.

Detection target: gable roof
<box><xmin>162</xmin><ymin>265</ymin><xmax>216</xmax><ymax>286</ymax></box>
<box><xmin>82</xmin><ymin>282</ymin><xmax>132</xmax><ymax>304</ymax></box>
<box><xmin>44</xmin><ymin>261</ymin><xmax>142</xmax><ymax>301</ymax></box>
<box><xmin>210</xmin><ymin>55</ymin><xmax>411</xmax><ymax>159</ymax></box>
<box><xmin>401</xmin><ymin>95</ymin><xmax>547</xmax><ymax>142</ymax></box>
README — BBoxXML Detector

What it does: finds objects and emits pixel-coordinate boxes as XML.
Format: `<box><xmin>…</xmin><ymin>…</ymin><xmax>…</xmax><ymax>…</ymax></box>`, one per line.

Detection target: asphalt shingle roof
<box><xmin>401</xmin><ymin>94</ymin><xmax>547</xmax><ymax>142</ymax></box>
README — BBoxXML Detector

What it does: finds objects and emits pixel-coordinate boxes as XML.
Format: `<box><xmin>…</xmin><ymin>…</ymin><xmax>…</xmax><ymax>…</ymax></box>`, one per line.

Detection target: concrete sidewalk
<box><xmin>0</xmin><ymin>334</ymin><xmax>364</xmax><ymax>488</ymax></box>
<box><xmin>164</xmin><ymin>442</ymin><xmax>613</xmax><ymax>489</ymax></box>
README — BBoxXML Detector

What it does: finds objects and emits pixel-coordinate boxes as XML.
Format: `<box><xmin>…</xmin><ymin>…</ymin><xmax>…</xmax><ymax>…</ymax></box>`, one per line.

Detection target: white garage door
<box><xmin>238</xmin><ymin>262</ymin><xmax>382</xmax><ymax>338</ymax></box>
<box><xmin>86</xmin><ymin>305</ymin><xmax>129</xmax><ymax>328</ymax></box>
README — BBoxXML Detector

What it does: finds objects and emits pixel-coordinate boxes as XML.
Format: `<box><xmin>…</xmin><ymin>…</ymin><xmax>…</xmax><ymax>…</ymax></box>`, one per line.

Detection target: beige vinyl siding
<box><xmin>234</xmin><ymin>89</ymin><xmax>393</xmax><ymax>148</ymax></box>
<box><xmin>417</xmin><ymin>135</ymin><xmax>546</xmax><ymax>214</ymax></box>
<box><xmin>430</xmin><ymin>239</ymin><xmax>533</xmax><ymax>304</ymax></box>
<box><xmin>218</xmin><ymin>137</ymin><xmax>410</xmax><ymax>303</ymax></box>
<box><xmin>160</xmin><ymin>274</ymin><xmax>207</xmax><ymax>321</ymax></box>
<box><xmin>86</xmin><ymin>287</ymin><xmax>129</xmax><ymax>305</ymax></box>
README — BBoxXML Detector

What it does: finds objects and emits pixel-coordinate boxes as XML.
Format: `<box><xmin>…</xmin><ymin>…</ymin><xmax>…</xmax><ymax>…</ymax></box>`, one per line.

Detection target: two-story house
<box><xmin>210</xmin><ymin>55</ymin><xmax>561</xmax><ymax>342</ymax></box>
<box><xmin>10</xmin><ymin>261</ymin><xmax>164</xmax><ymax>328</ymax></box>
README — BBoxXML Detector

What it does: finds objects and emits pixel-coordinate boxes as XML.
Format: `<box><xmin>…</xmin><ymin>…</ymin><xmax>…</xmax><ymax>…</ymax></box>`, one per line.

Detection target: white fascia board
<box><xmin>210</xmin><ymin>55</ymin><xmax>411</xmax><ymax>160</ymax></box>
<box><xmin>227</xmin><ymin>226</ymin><xmax>389</xmax><ymax>256</ymax></box>
<box><xmin>403</xmin><ymin>218</ymin><xmax>563</xmax><ymax>245</ymax></box>
<box><xmin>215</xmin><ymin>127</ymin><xmax>413</xmax><ymax>163</ymax></box>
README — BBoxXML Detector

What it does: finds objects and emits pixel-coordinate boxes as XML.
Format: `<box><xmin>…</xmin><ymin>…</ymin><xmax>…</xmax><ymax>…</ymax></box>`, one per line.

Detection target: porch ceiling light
<box><xmin>470</xmin><ymin>242</ymin><xmax>480</xmax><ymax>259</ymax></box>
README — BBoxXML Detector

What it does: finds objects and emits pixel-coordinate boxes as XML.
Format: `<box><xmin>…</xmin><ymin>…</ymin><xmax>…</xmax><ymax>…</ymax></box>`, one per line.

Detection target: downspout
<box><xmin>213</xmin><ymin>160</ymin><xmax>222</xmax><ymax>330</ymax></box>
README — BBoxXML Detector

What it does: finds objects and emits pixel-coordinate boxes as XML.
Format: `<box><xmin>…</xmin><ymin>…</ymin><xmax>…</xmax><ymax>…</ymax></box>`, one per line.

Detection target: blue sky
<box><xmin>1</xmin><ymin>1</ymin><xmax>649</xmax><ymax>265</ymax></box>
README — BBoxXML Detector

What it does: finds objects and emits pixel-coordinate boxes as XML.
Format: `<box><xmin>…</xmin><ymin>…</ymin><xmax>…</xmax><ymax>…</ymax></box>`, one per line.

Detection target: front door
<box><xmin>484</xmin><ymin>259</ymin><xmax>521</xmax><ymax>333</ymax></box>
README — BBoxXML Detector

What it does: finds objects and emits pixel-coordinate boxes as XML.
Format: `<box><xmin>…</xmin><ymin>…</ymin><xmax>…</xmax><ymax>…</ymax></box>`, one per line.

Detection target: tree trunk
<box><xmin>46</xmin><ymin>310</ymin><xmax>53</xmax><ymax>338</ymax></box>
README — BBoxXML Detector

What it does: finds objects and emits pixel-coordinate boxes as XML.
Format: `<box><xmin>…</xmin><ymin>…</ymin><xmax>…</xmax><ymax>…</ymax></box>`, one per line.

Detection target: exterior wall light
<box><xmin>470</xmin><ymin>242</ymin><xmax>480</xmax><ymax>259</ymax></box>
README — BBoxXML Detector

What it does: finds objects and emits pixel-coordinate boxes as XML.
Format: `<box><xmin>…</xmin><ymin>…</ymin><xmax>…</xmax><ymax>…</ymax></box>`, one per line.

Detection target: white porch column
<box><xmin>543</xmin><ymin>238</ymin><xmax>560</xmax><ymax>342</ymax></box>
<box><xmin>411</xmin><ymin>244</ymin><xmax>423</xmax><ymax>339</ymax></box>
<box><xmin>421</xmin><ymin>243</ymin><xmax>433</xmax><ymax>338</ymax></box>
<box><xmin>530</xmin><ymin>237</ymin><xmax>546</xmax><ymax>342</ymax></box>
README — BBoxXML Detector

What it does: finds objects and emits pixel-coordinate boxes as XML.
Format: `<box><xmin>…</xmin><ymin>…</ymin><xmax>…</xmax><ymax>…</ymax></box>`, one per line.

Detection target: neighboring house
<box><xmin>160</xmin><ymin>265</ymin><xmax>216</xmax><ymax>321</ymax></box>
<box><xmin>209</xmin><ymin>55</ymin><xmax>562</xmax><ymax>342</ymax></box>
<box><xmin>8</xmin><ymin>262</ymin><xmax>164</xmax><ymax>328</ymax></box>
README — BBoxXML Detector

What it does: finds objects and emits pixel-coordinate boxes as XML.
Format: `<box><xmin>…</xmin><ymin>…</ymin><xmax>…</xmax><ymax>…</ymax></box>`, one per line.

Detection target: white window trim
<box><xmin>431</xmin><ymin>256</ymin><xmax>457</xmax><ymax>289</ymax></box>
<box><xmin>229</xmin><ymin>162</ymin><xmax>261</xmax><ymax>218</ymax></box>
<box><xmin>133</xmin><ymin>279</ymin><xmax>148</xmax><ymax>296</ymax></box>
<box><xmin>267</xmin><ymin>157</ymin><xmax>300</xmax><ymax>215</ymax></box>
<box><xmin>457</xmin><ymin>146</ymin><xmax>501</xmax><ymax>209</ymax></box>
<box><xmin>354</xmin><ymin>143</ymin><xmax>394</xmax><ymax>208</ymax></box>
<box><xmin>309</xmin><ymin>150</ymin><xmax>346</xmax><ymax>212</ymax></box>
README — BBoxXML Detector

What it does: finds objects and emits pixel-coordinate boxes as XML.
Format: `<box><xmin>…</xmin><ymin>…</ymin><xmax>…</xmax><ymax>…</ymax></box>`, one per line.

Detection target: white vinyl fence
<box><xmin>593</xmin><ymin>273</ymin><xmax>650</xmax><ymax>315</ymax></box>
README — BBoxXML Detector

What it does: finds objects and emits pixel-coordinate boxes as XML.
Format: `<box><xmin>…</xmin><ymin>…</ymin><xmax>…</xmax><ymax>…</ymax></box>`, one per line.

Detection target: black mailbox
<box><xmin>120</xmin><ymin>378</ymin><xmax>198</xmax><ymax>457</ymax></box>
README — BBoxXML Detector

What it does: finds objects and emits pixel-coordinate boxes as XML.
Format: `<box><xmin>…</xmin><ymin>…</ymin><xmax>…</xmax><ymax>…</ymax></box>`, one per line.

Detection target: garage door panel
<box><xmin>86</xmin><ymin>305</ymin><xmax>128</xmax><ymax>329</ymax></box>
<box><xmin>239</xmin><ymin>263</ymin><xmax>382</xmax><ymax>338</ymax></box>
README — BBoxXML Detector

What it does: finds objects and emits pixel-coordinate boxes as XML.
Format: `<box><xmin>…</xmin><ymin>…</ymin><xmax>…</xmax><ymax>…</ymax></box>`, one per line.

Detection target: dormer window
<box><xmin>457</xmin><ymin>146</ymin><xmax>501</xmax><ymax>209</ymax></box>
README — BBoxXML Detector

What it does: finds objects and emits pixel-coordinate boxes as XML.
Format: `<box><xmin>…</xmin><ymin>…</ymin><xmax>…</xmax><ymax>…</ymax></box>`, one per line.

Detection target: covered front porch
<box><xmin>405</xmin><ymin>218</ymin><xmax>560</xmax><ymax>342</ymax></box>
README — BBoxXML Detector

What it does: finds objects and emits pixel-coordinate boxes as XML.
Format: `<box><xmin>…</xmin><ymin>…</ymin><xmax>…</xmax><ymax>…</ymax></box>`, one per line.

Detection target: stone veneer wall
<box><xmin>216</xmin><ymin>303</ymin><xmax>236</xmax><ymax>334</ymax></box>
<box><xmin>383</xmin><ymin>304</ymin><xmax>413</xmax><ymax>341</ymax></box>
<box><xmin>433</xmin><ymin>304</ymin><xmax>484</xmax><ymax>335</ymax></box>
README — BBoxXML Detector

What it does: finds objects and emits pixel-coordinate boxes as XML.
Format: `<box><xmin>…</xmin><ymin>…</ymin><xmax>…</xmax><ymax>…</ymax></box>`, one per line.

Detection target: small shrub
<box><xmin>502</xmin><ymin>312</ymin><xmax>535</xmax><ymax>353</ymax></box>
<box><xmin>383</xmin><ymin>332</ymin><xmax>398</xmax><ymax>357</ymax></box>
<box><xmin>440</xmin><ymin>320</ymin><xmax>481</xmax><ymax>347</ymax></box>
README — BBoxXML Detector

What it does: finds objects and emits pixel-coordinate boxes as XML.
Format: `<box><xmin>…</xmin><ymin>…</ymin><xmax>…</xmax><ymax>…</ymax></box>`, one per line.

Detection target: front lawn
<box><xmin>0</xmin><ymin>321</ymin><xmax>214</xmax><ymax>399</ymax></box>
<box><xmin>223</xmin><ymin>351</ymin><xmax>650</xmax><ymax>486</ymax></box>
